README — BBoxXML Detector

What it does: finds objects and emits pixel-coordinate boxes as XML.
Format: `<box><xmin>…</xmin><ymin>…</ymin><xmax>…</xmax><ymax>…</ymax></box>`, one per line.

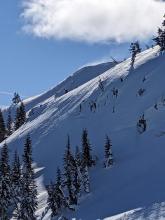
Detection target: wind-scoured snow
<box><xmin>1</xmin><ymin>46</ymin><xmax>165</xmax><ymax>220</ymax></box>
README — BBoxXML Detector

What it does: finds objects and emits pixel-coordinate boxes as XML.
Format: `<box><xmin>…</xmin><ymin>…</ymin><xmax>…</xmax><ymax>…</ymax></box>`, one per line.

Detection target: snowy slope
<box><xmin>3</xmin><ymin>61</ymin><xmax>115</xmax><ymax>117</ymax></box>
<box><xmin>1</xmin><ymin>46</ymin><xmax>165</xmax><ymax>220</ymax></box>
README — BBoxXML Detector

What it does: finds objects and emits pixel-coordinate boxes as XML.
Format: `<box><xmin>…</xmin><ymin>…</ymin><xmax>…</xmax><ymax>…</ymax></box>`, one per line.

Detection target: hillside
<box><xmin>3</xmin><ymin>61</ymin><xmax>116</xmax><ymax>120</ymax></box>
<box><xmin>1</xmin><ymin>46</ymin><xmax>165</xmax><ymax>220</ymax></box>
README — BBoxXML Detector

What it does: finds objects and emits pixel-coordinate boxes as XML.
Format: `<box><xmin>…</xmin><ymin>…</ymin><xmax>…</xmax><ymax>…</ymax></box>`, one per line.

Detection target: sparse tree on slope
<box><xmin>137</xmin><ymin>114</ymin><xmax>147</xmax><ymax>134</ymax></box>
<box><xmin>130</xmin><ymin>41</ymin><xmax>141</xmax><ymax>68</ymax></box>
<box><xmin>15</xmin><ymin>102</ymin><xmax>26</xmax><ymax>130</ymax></box>
<box><xmin>0</xmin><ymin>143</ymin><xmax>11</xmax><ymax>220</ymax></box>
<box><xmin>153</xmin><ymin>15</ymin><xmax>165</xmax><ymax>52</ymax></box>
<box><xmin>82</xmin><ymin>129</ymin><xmax>93</xmax><ymax>168</ymax></box>
<box><xmin>104</xmin><ymin>135</ymin><xmax>113</xmax><ymax>168</ymax></box>
<box><xmin>12</xmin><ymin>93</ymin><xmax>21</xmax><ymax>105</ymax></box>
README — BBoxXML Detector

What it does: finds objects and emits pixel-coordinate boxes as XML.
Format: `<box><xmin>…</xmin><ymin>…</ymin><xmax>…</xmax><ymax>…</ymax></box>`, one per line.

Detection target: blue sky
<box><xmin>0</xmin><ymin>0</ymin><xmax>164</xmax><ymax>107</ymax></box>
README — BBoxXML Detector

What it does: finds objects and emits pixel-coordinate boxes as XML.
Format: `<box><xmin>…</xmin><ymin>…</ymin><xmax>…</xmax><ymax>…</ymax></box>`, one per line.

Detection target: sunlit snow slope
<box><xmin>1</xmin><ymin>46</ymin><xmax>165</xmax><ymax>220</ymax></box>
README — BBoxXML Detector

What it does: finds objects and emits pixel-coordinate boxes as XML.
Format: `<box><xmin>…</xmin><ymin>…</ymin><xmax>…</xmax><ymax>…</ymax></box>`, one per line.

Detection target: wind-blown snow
<box><xmin>1</xmin><ymin>46</ymin><xmax>165</xmax><ymax>220</ymax></box>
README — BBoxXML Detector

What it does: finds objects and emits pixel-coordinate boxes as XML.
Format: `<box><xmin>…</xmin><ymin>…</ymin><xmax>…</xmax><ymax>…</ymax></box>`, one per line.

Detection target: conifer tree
<box><xmin>54</xmin><ymin>168</ymin><xmax>68</xmax><ymax>210</ymax></box>
<box><xmin>0</xmin><ymin>143</ymin><xmax>11</xmax><ymax>219</ymax></box>
<box><xmin>19</xmin><ymin>135</ymin><xmax>38</xmax><ymax>220</ymax></box>
<box><xmin>75</xmin><ymin>146</ymin><xmax>83</xmax><ymax>198</ymax></box>
<box><xmin>15</xmin><ymin>108</ymin><xmax>20</xmax><ymax>130</ymax></box>
<box><xmin>11</xmin><ymin>150</ymin><xmax>22</xmax><ymax>217</ymax></box>
<box><xmin>47</xmin><ymin>181</ymin><xmax>58</xmax><ymax>217</ymax></box>
<box><xmin>153</xmin><ymin>15</ymin><xmax>165</xmax><ymax>52</ymax></box>
<box><xmin>129</xmin><ymin>41</ymin><xmax>141</xmax><ymax>68</ymax></box>
<box><xmin>12</xmin><ymin>93</ymin><xmax>21</xmax><ymax>105</ymax></box>
<box><xmin>47</xmin><ymin>168</ymin><xmax>69</xmax><ymax>217</ymax></box>
<box><xmin>104</xmin><ymin>135</ymin><xmax>113</xmax><ymax>168</ymax></box>
<box><xmin>75</xmin><ymin>146</ymin><xmax>82</xmax><ymax>168</ymax></box>
<box><xmin>137</xmin><ymin>114</ymin><xmax>147</xmax><ymax>133</ymax></box>
<box><xmin>82</xmin><ymin>129</ymin><xmax>93</xmax><ymax>168</ymax></box>
<box><xmin>7</xmin><ymin>109</ymin><xmax>12</xmax><ymax>136</ymax></box>
<box><xmin>54</xmin><ymin>168</ymin><xmax>64</xmax><ymax>209</ymax></box>
<box><xmin>82</xmin><ymin>165</ymin><xmax>90</xmax><ymax>193</ymax></box>
<box><xmin>63</xmin><ymin>136</ymin><xmax>76</xmax><ymax>205</ymax></box>
<box><xmin>15</xmin><ymin>102</ymin><xmax>26</xmax><ymax>130</ymax></box>
<box><xmin>0</xmin><ymin>109</ymin><xmax>6</xmax><ymax>143</ymax></box>
<box><xmin>73</xmin><ymin>159</ymin><xmax>82</xmax><ymax>200</ymax></box>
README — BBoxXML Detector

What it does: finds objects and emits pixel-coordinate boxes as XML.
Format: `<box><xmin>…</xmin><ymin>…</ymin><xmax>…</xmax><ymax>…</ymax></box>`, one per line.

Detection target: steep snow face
<box><xmin>105</xmin><ymin>202</ymin><xmax>165</xmax><ymax>220</ymax></box>
<box><xmin>1</xmin><ymin>46</ymin><xmax>165</xmax><ymax>220</ymax></box>
<box><xmin>2</xmin><ymin>61</ymin><xmax>115</xmax><ymax>121</ymax></box>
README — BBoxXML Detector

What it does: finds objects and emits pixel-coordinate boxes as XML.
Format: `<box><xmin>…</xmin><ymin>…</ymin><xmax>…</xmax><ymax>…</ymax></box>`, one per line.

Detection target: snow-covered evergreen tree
<box><xmin>130</xmin><ymin>41</ymin><xmax>141</xmax><ymax>68</ymax></box>
<box><xmin>82</xmin><ymin>165</ymin><xmax>90</xmax><ymax>193</ymax></box>
<box><xmin>11</xmin><ymin>150</ymin><xmax>22</xmax><ymax>218</ymax></box>
<box><xmin>67</xmin><ymin>153</ymin><xmax>82</xmax><ymax>204</ymax></box>
<box><xmin>6</xmin><ymin>109</ymin><xmax>13</xmax><ymax>136</ymax></box>
<box><xmin>74</xmin><ymin>146</ymin><xmax>83</xmax><ymax>198</ymax></box>
<box><xmin>137</xmin><ymin>114</ymin><xmax>147</xmax><ymax>134</ymax></box>
<box><xmin>0</xmin><ymin>143</ymin><xmax>11</xmax><ymax>219</ymax></box>
<box><xmin>15</xmin><ymin>102</ymin><xmax>26</xmax><ymax>130</ymax></box>
<box><xmin>153</xmin><ymin>15</ymin><xmax>165</xmax><ymax>52</ymax></box>
<box><xmin>54</xmin><ymin>168</ymin><xmax>64</xmax><ymax>210</ymax></box>
<box><xmin>63</xmin><ymin>136</ymin><xmax>76</xmax><ymax>205</ymax></box>
<box><xmin>12</xmin><ymin>93</ymin><xmax>21</xmax><ymax>105</ymax></box>
<box><xmin>47</xmin><ymin>181</ymin><xmax>58</xmax><ymax>217</ymax></box>
<box><xmin>19</xmin><ymin>135</ymin><xmax>38</xmax><ymax>220</ymax></box>
<box><xmin>75</xmin><ymin>146</ymin><xmax>82</xmax><ymax>168</ymax></box>
<box><xmin>0</xmin><ymin>109</ymin><xmax>6</xmax><ymax>143</ymax></box>
<box><xmin>82</xmin><ymin>129</ymin><xmax>93</xmax><ymax>168</ymax></box>
<box><xmin>104</xmin><ymin>135</ymin><xmax>113</xmax><ymax>168</ymax></box>
<box><xmin>47</xmin><ymin>167</ymin><xmax>69</xmax><ymax>217</ymax></box>
<box><xmin>55</xmin><ymin>167</ymin><xmax>69</xmax><ymax>210</ymax></box>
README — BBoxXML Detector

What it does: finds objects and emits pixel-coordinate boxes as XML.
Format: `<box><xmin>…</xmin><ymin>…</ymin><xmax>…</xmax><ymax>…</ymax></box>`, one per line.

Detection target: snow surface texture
<box><xmin>1</xmin><ymin>46</ymin><xmax>165</xmax><ymax>220</ymax></box>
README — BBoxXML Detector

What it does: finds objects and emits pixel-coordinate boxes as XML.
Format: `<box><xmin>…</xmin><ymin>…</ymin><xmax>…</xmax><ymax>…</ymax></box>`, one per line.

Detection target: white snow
<box><xmin>1</xmin><ymin>46</ymin><xmax>165</xmax><ymax>220</ymax></box>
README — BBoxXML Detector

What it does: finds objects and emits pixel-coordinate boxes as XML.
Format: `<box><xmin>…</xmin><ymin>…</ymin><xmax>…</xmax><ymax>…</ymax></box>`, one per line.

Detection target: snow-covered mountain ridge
<box><xmin>1</xmin><ymin>46</ymin><xmax>165</xmax><ymax>220</ymax></box>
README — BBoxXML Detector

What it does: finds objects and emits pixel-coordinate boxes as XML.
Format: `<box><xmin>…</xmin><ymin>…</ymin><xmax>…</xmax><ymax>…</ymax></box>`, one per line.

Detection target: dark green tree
<box><xmin>0</xmin><ymin>109</ymin><xmax>6</xmax><ymax>143</ymax></box>
<box><xmin>0</xmin><ymin>143</ymin><xmax>11</xmax><ymax>219</ymax></box>
<box><xmin>55</xmin><ymin>168</ymin><xmax>68</xmax><ymax>209</ymax></box>
<box><xmin>6</xmin><ymin>109</ymin><xmax>12</xmax><ymax>136</ymax></box>
<box><xmin>47</xmin><ymin>181</ymin><xmax>58</xmax><ymax>217</ymax></box>
<box><xmin>15</xmin><ymin>102</ymin><xmax>26</xmax><ymax>130</ymax></box>
<box><xmin>153</xmin><ymin>15</ymin><xmax>165</xmax><ymax>52</ymax></box>
<box><xmin>75</xmin><ymin>146</ymin><xmax>82</xmax><ymax>168</ymax></box>
<box><xmin>11</xmin><ymin>150</ymin><xmax>22</xmax><ymax>217</ymax></box>
<box><xmin>12</xmin><ymin>93</ymin><xmax>21</xmax><ymax>105</ymax></box>
<box><xmin>82</xmin><ymin>129</ymin><xmax>93</xmax><ymax>168</ymax></box>
<box><xmin>47</xmin><ymin>168</ymin><xmax>69</xmax><ymax>217</ymax></box>
<box><xmin>104</xmin><ymin>135</ymin><xmax>113</xmax><ymax>168</ymax></box>
<box><xmin>63</xmin><ymin>136</ymin><xmax>76</xmax><ymax>205</ymax></box>
<box><xmin>82</xmin><ymin>165</ymin><xmax>90</xmax><ymax>193</ymax></box>
<box><xmin>129</xmin><ymin>41</ymin><xmax>141</xmax><ymax>68</ymax></box>
<box><xmin>73</xmin><ymin>158</ymin><xmax>82</xmax><ymax>200</ymax></box>
<box><xmin>19</xmin><ymin>135</ymin><xmax>38</xmax><ymax>220</ymax></box>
